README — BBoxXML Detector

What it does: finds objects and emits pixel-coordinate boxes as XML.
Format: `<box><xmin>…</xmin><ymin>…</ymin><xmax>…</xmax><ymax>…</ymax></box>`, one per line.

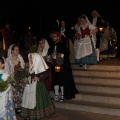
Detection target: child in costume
<box><xmin>0</xmin><ymin>57</ymin><xmax>16</xmax><ymax>120</ymax></box>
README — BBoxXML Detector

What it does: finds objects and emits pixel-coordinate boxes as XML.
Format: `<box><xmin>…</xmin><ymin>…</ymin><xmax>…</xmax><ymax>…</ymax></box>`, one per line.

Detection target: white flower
<box><xmin>2</xmin><ymin>73</ymin><xmax>9</xmax><ymax>81</ymax></box>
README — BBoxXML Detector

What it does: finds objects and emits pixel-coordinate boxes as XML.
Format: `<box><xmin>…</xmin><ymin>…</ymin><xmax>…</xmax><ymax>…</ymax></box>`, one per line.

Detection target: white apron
<box><xmin>21</xmin><ymin>79</ymin><xmax>37</xmax><ymax>109</ymax></box>
<box><xmin>75</xmin><ymin>37</ymin><xmax>92</xmax><ymax>59</ymax></box>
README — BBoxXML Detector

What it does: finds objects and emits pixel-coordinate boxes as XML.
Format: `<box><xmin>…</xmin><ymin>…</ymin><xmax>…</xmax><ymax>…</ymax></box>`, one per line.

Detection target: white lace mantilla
<box><xmin>5</xmin><ymin>54</ymin><xmax>25</xmax><ymax>75</ymax></box>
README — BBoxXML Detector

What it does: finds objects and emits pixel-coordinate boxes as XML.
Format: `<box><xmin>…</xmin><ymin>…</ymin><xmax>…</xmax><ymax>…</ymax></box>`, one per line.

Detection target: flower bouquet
<box><xmin>74</xmin><ymin>33</ymin><xmax>81</xmax><ymax>40</ymax></box>
<box><xmin>0</xmin><ymin>75</ymin><xmax>15</xmax><ymax>92</ymax></box>
<box><xmin>14</xmin><ymin>68</ymin><xmax>29</xmax><ymax>83</ymax></box>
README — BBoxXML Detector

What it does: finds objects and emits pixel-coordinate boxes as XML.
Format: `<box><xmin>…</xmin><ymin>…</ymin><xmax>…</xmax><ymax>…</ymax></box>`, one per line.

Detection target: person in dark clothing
<box><xmin>59</xmin><ymin>20</ymin><xmax>75</xmax><ymax>63</ymax></box>
<box><xmin>91</xmin><ymin>10</ymin><xmax>106</xmax><ymax>63</ymax></box>
<box><xmin>1</xmin><ymin>22</ymin><xmax>14</xmax><ymax>50</ymax></box>
<box><xmin>48</xmin><ymin>32</ymin><xmax>78</xmax><ymax>102</ymax></box>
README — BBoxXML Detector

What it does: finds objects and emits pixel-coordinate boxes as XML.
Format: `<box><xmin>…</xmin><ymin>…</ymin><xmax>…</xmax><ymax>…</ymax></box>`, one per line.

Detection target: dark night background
<box><xmin>0</xmin><ymin>0</ymin><xmax>120</xmax><ymax>55</ymax></box>
<box><xmin>0</xmin><ymin>0</ymin><xmax>120</xmax><ymax>34</ymax></box>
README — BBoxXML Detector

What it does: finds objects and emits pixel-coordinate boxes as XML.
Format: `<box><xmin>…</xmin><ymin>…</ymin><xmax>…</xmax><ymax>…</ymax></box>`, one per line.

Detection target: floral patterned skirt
<box><xmin>0</xmin><ymin>86</ymin><xmax>16</xmax><ymax>120</ymax></box>
<box><xmin>12</xmin><ymin>79</ymin><xmax>26</xmax><ymax>109</ymax></box>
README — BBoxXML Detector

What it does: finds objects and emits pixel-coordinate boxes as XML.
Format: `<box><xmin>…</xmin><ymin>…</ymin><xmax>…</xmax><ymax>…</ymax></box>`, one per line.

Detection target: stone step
<box><xmin>76</xmin><ymin>82</ymin><xmax>120</xmax><ymax>88</ymax></box>
<box><xmin>78</xmin><ymin>91</ymin><xmax>120</xmax><ymax>98</ymax></box>
<box><xmin>76</xmin><ymin>85</ymin><xmax>120</xmax><ymax>94</ymax></box>
<box><xmin>75</xmin><ymin>92</ymin><xmax>120</xmax><ymax>104</ymax></box>
<box><xmin>54</xmin><ymin>100</ymin><xmax>120</xmax><ymax>116</ymax></box>
<box><xmin>71</xmin><ymin>64</ymin><xmax>120</xmax><ymax>71</ymax></box>
<box><xmin>50</xmin><ymin>90</ymin><xmax>120</xmax><ymax>104</ymax></box>
<box><xmin>74</xmin><ymin>77</ymin><xmax>120</xmax><ymax>87</ymax></box>
<box><xmin>49</xmin><ymin>90</ymin><xmax>120</xmax><ymax>98</ymax></box>
<box><xmin>73</xmin><ymin>70</ymin><xmax>120</xmax><ymax>79</ymax></box>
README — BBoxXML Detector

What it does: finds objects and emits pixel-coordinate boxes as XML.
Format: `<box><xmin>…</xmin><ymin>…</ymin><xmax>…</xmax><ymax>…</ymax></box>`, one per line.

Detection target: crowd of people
<box><xmin>0</xmin><ymin>9</ymin><xmax>118</xmax><ymax>120</ymax></box>
<box><xmin>0</xmin><ymin>31</ymin><xmax>78</xmax><ymax>119</ymax></box>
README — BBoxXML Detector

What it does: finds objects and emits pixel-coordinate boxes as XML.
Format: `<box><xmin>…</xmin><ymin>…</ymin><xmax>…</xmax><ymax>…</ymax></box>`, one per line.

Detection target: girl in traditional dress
<box><xmin>37</xmin><ymin>38</ymin><xmax>52</xmax><ymax>91</ymax></box>
<box><xmin>4</xmin><ymin>44</ymin><xmax>25</xmax><ymax>113</ymax></box>
<box><xmin>0</xmin><ymin>57</ymin><xmax>17</xmax><ymax>120</ymax></box>
<box><xmin>74</xmin><ymin>14</ymin><xmax>98</xmax><ymax>70</ymax></box>
<box><xmin>21</xmin><ymin>53</ymin><xmax>55</xmax><ymax>120</ymax></box>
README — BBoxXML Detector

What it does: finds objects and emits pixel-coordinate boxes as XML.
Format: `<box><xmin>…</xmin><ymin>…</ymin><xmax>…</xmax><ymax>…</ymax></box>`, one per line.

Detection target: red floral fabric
<box><xmin>80</xmin><ymin>27</ymin><xmax>90</xmax><ymax>38</ymax></box>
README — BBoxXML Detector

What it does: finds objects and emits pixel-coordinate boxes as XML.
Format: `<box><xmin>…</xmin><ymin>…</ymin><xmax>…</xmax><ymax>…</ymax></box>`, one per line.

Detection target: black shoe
<box><xmin>59</xmin><ymin>95</ymin><xmax>64</xmax><ymax>102</ymax></box>
<box><xmin>52</xmin><ymin>95</ymin><xmax>59</xmax><ymax>102</ymax></box>
<box><xmin>79</xmin><ymin>64</ymin><xmax>83</xmax><ymax>67</ymax></box>
<box><xmin>84</xmin><ymin>68</ymin><xmax>87</xmax><ymax>71</ymax></box>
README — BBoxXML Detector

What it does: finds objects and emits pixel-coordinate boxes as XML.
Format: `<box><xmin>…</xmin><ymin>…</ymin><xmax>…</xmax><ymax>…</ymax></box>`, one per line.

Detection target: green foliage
<box><xmin>0</xmin><ymin>81</ymin><xmax>9</xmax><ymax>92</ymax></box>
<box><xmin>0</xmin><ymin>68</ymin><xmax>29</xmax><ymax>92</ymax></box>
<box><xmin>0</xmin><ymin>76</ymin><xmax>15</xmax><ymax>92</ymax></box>
<box><xmin>14</xmin><ymin>68</ymin><xmax>29</xmax><ymax>83</ymax></box>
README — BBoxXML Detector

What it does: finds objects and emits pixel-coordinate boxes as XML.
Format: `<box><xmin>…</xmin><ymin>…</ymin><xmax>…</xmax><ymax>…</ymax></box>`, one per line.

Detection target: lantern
<box><xmin>55</xmin><ymin>65</ymin><xmax>61</xmax><ymax>72</ymax></box>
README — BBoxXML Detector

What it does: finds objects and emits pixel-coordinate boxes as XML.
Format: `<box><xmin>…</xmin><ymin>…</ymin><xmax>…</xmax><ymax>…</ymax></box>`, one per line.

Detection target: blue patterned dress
<box><xmin>0</xmin><ymin>72</ymin><xmax>16</xmax><ymax>120</ymax></box>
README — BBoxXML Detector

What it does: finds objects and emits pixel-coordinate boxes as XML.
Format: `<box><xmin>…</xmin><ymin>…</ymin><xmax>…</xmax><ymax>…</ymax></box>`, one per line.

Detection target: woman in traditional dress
<box><xmin>100</xmin><ymin>21</ymin><xmax>117</xmax><ymax>60</ymax></box>
<box><xmin>74</xmin><ymin>14</ymin><xmax>98</xmax><ymax>70</ymax></box>
<box><xmin>21</xmin><ymin>53</ymin><xmax>55</xmax><ymax>120</ymax></box>
<box><xmin>0</xmin><ymin>57</ymin><xmax>17</xmax><ymax>120</ymax></box>
<box><xmin>4</xmin><ymin>44</ymin><xmax>25</xmax><ymax>113</ymax></box>
<box><xmin>37</xmin><ymin>38</ymin><xmax>52</xmax><ymax>91</ymax></box>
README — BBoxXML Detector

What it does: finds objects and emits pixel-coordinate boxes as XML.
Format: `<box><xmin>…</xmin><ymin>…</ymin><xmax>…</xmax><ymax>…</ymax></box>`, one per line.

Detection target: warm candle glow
<box><xmin>55</xmin><ymin>65</ymin><xmax>61</xmax><ymax>72</ymax></box>
<box><xmin>99</xmin><ymin>27</ymin><xmax>103</xmax><ymax>32</ymax></box>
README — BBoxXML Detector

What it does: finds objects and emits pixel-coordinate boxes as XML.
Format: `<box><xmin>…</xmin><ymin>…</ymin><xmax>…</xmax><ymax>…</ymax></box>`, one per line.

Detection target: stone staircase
<box><xmin>51</xmin><ymin>64</ymin><xmax>120</xmax><ymax>116</ymax></box>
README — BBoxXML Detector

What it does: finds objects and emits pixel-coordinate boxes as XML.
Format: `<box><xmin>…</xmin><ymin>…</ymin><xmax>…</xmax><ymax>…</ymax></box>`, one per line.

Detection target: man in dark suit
<box><xmin>91</xmin><ymin>10</ymin><xmax>106</xmax><ymax>63</ymax></box>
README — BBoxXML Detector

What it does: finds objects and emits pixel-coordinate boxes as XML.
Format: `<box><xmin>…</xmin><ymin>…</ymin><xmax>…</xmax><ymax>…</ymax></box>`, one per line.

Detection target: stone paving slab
<box><xmin>17</xmin><ymin>108</ymin><xmax>120</xmax><ymax>120</ymax></box>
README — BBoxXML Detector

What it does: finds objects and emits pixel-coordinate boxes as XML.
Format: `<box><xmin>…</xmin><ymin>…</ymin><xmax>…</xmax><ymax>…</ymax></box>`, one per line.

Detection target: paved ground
<box><xmin>17</xmin><ymin>108</ymin><xmax>120</xmax><ymax>120</ymax></box>
<box><xmin>99</xmin><ymin>57</ymin><xmax>120</xmax><ymax>65</ymax></box>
